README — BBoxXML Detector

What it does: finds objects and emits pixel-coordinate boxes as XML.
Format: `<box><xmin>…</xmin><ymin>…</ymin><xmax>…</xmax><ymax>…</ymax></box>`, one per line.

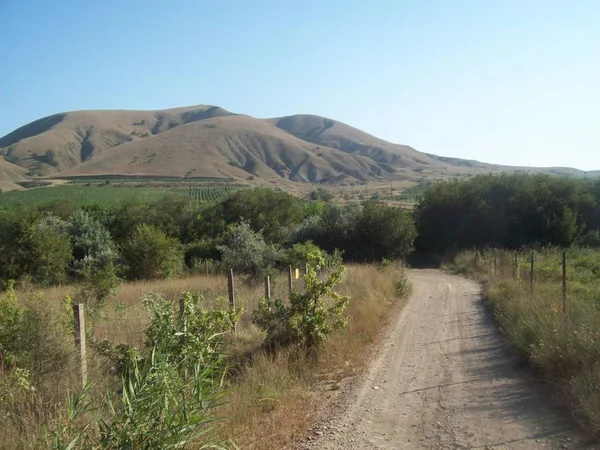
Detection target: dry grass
<box><xmin>449</xmin><ymin>249</ymin><xmax>600</xmax><ymax>438</ymax></box>
<box><xmin>1</xmin><ymin>263</ymin><xmax>408</xmax><ymax>449</ymax></box>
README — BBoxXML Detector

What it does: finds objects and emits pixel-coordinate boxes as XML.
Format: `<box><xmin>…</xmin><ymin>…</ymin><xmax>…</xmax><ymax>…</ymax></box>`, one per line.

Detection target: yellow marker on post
<box><xmin>295</xmin><ymin>268</ymin><xmax>300</xmax><ymax>280</ymax></box>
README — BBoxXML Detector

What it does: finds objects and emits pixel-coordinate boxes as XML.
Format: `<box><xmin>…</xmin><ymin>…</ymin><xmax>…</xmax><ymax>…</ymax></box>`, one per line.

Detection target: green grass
<box><xmin>449</xmin><ymin>248</ymin><xmax>600</xmax><ymax>437</ymax></box>
<box><xmin>0</xmin><ymin>185</ymin><xmax>248</xmax><ymax>208</ymax></box>
<box><xmin>0</xmin><ymin>185</ymin><xmax>169</xmax><ymax>208</ymax></box>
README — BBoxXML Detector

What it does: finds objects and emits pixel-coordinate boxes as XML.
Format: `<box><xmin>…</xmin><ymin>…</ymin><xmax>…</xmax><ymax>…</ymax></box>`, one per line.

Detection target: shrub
<box><xmin>121</xmin><ymin>224</ymin><xmax>184</xmax><ymax>280</ymax></box>
<box><xmin>253</xmin><ymin>250</ymin><xmax>350</xmax><ymax>351</ymax></box>
<box><xmin>91</xmin><ymin>292</ymin><xmax>238</xmax><ymax>449</ymax></box>
<box><xmin>23</xmin><ymin>219</ymin><xmax>72</xmax><ymax>286</ymax></box>
<box><xmin>68</xmin><ymin>210</ymin><xmax>119</xmax><ymax>307</ymax></box>
<box><xmin>217</xmin><ymin>221</ymin><xmax>283</xmax><ymax>277</ymax></box>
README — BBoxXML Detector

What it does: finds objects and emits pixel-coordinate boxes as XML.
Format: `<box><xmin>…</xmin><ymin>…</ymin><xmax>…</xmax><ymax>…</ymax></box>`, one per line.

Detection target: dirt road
<box><xmin>299</xmin><ymin>270</ymin><xmax>592</xmax><ymax>449</ymax></box>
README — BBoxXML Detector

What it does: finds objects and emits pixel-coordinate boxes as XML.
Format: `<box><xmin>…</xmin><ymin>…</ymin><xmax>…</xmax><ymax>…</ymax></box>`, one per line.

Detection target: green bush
<box><xmin>217</xmin><ymin>221</ymin><xmax>283</xmax><ymax>277</ymax></box>
<box><xmin>121</xmin><ymin>224</ymin><xmax>184</xmax><ymax>280</ymax></box>
<box><xmin>253</xmin><ymin>250</ymin><xmax>350</xmax><ymax>351</ymax></box>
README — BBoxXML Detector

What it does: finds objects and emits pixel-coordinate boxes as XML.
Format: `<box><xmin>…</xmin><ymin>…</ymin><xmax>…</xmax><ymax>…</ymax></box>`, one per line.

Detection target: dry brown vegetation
<box><xmin>1</xmin><ymin>105</ymin><xmax>590</xmax><ymax>188</ymax></box>
<box><xmin>447</xmin><ymin>249</ymin><xmax>600</xmax><ymax>438</ymax></box>
<box><xmin>1</xmin><ymin>263</ymin><xmax>408</xmax><ymax>449</ymax></box>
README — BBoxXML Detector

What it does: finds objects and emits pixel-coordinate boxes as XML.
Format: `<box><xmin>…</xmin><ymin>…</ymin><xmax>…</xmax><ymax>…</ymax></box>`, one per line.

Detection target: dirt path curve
<box><xmin>298</xmin><ymin>269</ymin><xmax>593</xmax><ymax>450</ymax></box>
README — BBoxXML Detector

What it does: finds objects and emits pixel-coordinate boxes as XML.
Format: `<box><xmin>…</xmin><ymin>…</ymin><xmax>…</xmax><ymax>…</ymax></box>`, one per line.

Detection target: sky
<box><xmin>1</xmin><ymin>0</ymin><xmax>599</xmax><ymax>171</ymax></box>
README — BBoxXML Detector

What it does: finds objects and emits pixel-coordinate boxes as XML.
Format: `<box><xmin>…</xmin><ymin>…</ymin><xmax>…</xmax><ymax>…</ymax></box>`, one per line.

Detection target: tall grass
<box><xmin>1</xmin><ymin>263</ymin><xmax>408</xmax><ymax>449</ymax></box>
<box><xmin>448</xmin><ymin>248</ymin><xmax>600</xmax><ymax>437</ymax></box>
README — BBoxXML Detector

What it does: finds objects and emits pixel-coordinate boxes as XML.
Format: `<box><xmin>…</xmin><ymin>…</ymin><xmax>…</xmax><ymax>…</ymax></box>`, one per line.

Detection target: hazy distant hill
<box><xmin>0</xmin><ymin>105</ymin><xmax>595</xmax><ymax>184</ymax></box>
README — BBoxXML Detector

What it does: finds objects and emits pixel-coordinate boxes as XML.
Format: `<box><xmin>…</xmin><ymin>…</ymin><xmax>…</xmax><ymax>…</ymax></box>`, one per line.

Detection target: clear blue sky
<box><xmin>1</xmin><ymin>0</ymin><xmax>598</xmax><ymax>170</ymax></box>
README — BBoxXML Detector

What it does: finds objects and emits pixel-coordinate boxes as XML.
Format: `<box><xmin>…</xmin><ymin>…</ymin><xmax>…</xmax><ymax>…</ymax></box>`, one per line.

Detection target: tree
<box><xmin>217</xmin><ymin>221</ymin><xmax>283</xmax><ymax>277</ymax></box>
<box><xmin>121</xmin><ymin>224</ymin><xmax>184</xmax><ymax>280</ymax></box>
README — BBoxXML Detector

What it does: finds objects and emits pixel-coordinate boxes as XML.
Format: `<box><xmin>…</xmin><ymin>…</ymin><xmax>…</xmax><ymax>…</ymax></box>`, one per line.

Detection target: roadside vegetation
<box><xmin>446</xmin><ymin>249</ymin><xmax>600</xmax><ymax>437</ymax></box>
<box><xmin>2</xmin><ymin>172</ymin><xmax>600</xmax><ymax>445</ymax></box>
<box><xmin>417</xmin><ymin>174</ymin><xmax>600</xmax><ymax>438</ymax></box>
<box><xmin>0</xmin><ymin>186</ymin><xmax>413</xmax><ymax>448</ymax></box>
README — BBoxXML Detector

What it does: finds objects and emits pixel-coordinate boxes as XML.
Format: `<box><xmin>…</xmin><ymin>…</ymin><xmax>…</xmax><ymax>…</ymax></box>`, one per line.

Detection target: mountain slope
<box><xmin>0</xmin><ymin>105</ymin><xmax>232</xmax><ymax>176</ymax></box>
<box><xmin>58</xmin><ymin>114</ymin><xmax>393</xmax><ymax>182</ymax></box>
<box><xmin>267</xmin><ymin>114</ymin><xmax>436</xmax><ymax>169</ymax></box>
<box><xmin>0</xmin><ymin>158</ymin><xmax>28</xmax><ymax>191</ymax></box>
<box><xmin>0</xmin><ymin>104</ymin><xmax>595</xmax><ymax>185</ymax></box>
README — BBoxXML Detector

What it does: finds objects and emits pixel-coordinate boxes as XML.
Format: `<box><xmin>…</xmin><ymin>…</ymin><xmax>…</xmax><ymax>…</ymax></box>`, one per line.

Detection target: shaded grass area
<box><xmin>447</xmin><ymin>249</ymin><xmax>600</xmax><ymax>438</ymax></box>
<box><xmin>1</xmin><ymin>263</ymin><xmax>408</xmax><ymax>448</ymax></box>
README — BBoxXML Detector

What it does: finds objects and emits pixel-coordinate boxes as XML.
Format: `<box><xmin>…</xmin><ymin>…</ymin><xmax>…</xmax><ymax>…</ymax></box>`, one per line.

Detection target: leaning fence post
<box><xmin>288</xmin><ymin>265</ymin><xmax>293</xmax><ymax>295</ymax></box>
<box><xmin>228</xmin><ymin>269</ymin><xmax>236</xmax><ymax>331</ymax></box>
<box><xmin>265</xmin><ymin>275</ymin><xmax>271</xmax><ymax>299</ymax></box>
<box><xmin>72</xmin><ymin>304</ymin><xmax>87</xmax><ymax>388</ymax></box>
<box><xmin>562</xmin><ymin>251</ymin><xmax>567</xmax><ymax>314</ymax></box>
<box><xmin>530</xmin><ymin>252</ymin><xmax>535</xmax><ymax>299</ymax></box>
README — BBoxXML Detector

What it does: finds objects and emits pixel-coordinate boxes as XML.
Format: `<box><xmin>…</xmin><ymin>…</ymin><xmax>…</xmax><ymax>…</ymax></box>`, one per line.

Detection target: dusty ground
<box><xmin>297</xmin><ymin>270</ymin><xmax>596</xmax><ymax>449</ymax></box>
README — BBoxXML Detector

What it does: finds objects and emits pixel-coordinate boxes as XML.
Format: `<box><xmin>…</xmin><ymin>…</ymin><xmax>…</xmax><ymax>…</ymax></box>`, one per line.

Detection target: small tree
<box><xmin>253</xmin><ymin>250</ymin><xmax>350</xmax><ymax>352</ymax></box>
<box><xmin>122</xmin><ymin>224</ymin><xmax>184</xmax><ymax>280</ymax></box>
<box><xmin>217</xmin><ymin>221</ymin><xmax>283</xmax><ymax>277</ymax></box>
<box><xmin>69</xmin><ymin>210</ymin><xmax>119</xmax><ymax>307</ymax></box>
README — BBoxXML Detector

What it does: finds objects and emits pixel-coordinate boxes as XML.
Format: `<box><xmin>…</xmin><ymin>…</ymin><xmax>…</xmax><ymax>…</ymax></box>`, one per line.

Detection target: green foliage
<box><xmin>308</xmin><ymin>188</ymin><xmax>333</xmax><ymax>202</ymax></box>
<box><xmin>122</xmin><ymin>224</ymin><xmax>184</xmax><ymax>279</ymax></box>
<box><xmin>69</xmin><ymin>210</ymin><xmax>119</xmax><ymax>308</ymax></box>
<box><xmin>0</xmin><ymin>185</ymin><xmax>167</xmax><ymax>208</ymax></box>
<box><xmin>166</xmin><ymin>186</ymin><xmax>243</xmax><ymax>204</ymax></box>
<box><xmin>0</xmin><ymin>281</ymin><xmax>23</xmax><ymax>367</ymax></box>
<box><xmin>92</xmin><ymin>292</ymin><xmax>238</xmax><ymax>449</ymax></box>
<box><xmin>284</xmin><ymin>241</ymin><xmax>322</xmax><ymax>269</ymax></box>
<box><xmin>253</xmin><ymin>250</ymin><xmax>350</xmax><ymax>351</ymax></box>
<box><xmin>353</xmin><ymin>201</ymin><xmax>416</xmax><ymax>260</ymax></box>
<box><xmin>415</xmin><ymin>174</ymin><xmax>599</xmax><ymax>254</ymax></box>
<box><xmin>216</xmin><ymin>188</ymin><xmax>304</xmax><ymax>242</ymax></box>
<box><xmin>217</xmin><ymin>221</ymin><xmax>283</xmax><ymax>277</ymax></box>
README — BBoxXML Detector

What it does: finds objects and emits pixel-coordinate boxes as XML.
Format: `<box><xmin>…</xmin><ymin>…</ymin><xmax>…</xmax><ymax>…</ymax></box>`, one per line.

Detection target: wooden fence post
<box><xmin>72</xmin><ymin>304</ymin><xmax>87</xmax><ymax>388</ymax></box>
<box><xmin>179</xmin><ymin>297</ymin><xmax>187</xmax><ymax>333</ymax></box>
<box><xmin>304</xmin><ymin>263</ymin><xmax>309</xmax><ymax>275</ymax></box>
<box><xmin>265</xmin><ymin>276</ymin><xmax>271</xmax><ymax>299</ymax></box>
<box><xmin>530</xmin><ymin>252</ymin><xmax>535</xmax><ymax>299</ymax></box>
<box><xmin>562</xmin><ymin>251</ymin><xmax>567</xmax><ymax>314</ymax></box>
<box><xmin>288</xmin><ymin>265</ymin><xmax>293</xmax><ymax>295</ymax></box>
<box><xmin>228</xmin><ymin>269</ymin><xmax>236</xmax><ymax>332</ymax></box>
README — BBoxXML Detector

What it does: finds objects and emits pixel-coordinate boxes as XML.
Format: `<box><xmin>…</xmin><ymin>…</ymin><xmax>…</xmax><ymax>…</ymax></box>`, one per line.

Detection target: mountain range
<box><xmin>0</xmin><ymin>104</ymin><xmax>596</xmax><ymax>191</ymax></box>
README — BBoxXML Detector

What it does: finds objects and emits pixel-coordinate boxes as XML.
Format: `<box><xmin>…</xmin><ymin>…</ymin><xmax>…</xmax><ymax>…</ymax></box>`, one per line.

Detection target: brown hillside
<box><xmin>0</xmin><ymin>104</ymin><xmax>594</xmax><ymax>184</ymax></box>
<box><xmin>58</xmin><ymin>115</ymin><xmax>393</xmax><ymax>183</ymax></box>
<box><xmin>0</xmin><ymin>158</ymin><xmax>27</xmax><ymax>191</ymax></box>
<box><xmin>0</xmin><ymin>105</ymin><xmax>232</xmax><ymax>176</ymax></box>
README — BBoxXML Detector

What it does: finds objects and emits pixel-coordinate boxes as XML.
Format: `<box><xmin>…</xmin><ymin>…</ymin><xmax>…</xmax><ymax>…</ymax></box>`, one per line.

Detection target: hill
<box><xmin>0</xmin><ymin>158</ymin><xmax>28</xmax><ymax>191</ymax></box>
<box><xmin>0</xmin><ymin>105</ymin><xmax>595</xmax><ymax>185</ymax></box>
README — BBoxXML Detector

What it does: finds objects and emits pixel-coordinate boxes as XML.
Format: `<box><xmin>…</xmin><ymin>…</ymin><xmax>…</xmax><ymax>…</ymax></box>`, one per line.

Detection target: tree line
<box><xmin>1</xmin><ymin>174</ymin><xmax>599</xmax><ymax>289</ymax></box>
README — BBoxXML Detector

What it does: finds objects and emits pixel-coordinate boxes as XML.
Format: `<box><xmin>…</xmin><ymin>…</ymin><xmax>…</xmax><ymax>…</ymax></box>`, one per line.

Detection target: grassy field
<box><xmin>0</xmin><ymin>184</ymin><xmax>246</xmax><ymax>208</ymax></box>
<box><xmin>448</xmin><ymin>248</ymin><xmax>600</xmax><ymax>437</ymax></box>
<box><xmin>166</xmin><ymin>186</ymin><xmax>244</xmax><ymax>203</ymax></box>
<box><xmin>0</xmin><ymin>263</ymin><xmax>409</xmax><ymax>448</ymax></box>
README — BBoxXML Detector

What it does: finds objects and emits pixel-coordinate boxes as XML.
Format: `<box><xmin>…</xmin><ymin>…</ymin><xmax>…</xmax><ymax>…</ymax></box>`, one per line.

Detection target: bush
<box><xmin>121</xmin><ymin>224</ymin><xmax>184</xmax><ymax>280</ymax></box>
<box><xmin>58</xmin><ymin>292</ymin><xmax>238</xmax><ymax>449</ymax></box>
<box><xmin>69</xmin><ymin>210</ymin><xmax>119</xmax><ymax>307</ymax></box>
<box><xmin>253</xmin><ymin>250</ymin><xmax>350</xmax><ymax>351</ymax></box>
<box><xmin>24</xmin><ymin>219</ymin><xmax>72</xmax><ymax>286</ymax></box>
<box><xmin>217</xmin><ymin>221</ymin><xmax>283</xmax><ymax>277</ymax></box>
